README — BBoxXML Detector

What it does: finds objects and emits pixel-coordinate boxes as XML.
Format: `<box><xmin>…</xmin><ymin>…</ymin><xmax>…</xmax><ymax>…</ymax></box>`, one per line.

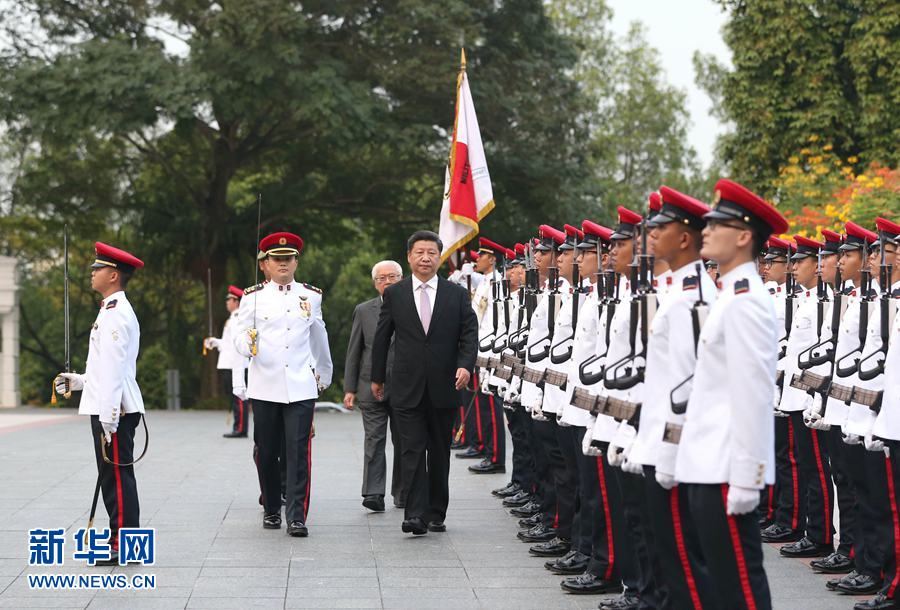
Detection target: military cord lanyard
<box><xmin>100</xmin><ymin>414</ymin><xmax>149</xmax><ymax>467</ymax></box>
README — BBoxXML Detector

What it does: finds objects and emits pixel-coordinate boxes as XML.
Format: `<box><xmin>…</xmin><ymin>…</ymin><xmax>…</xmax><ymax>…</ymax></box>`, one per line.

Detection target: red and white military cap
<box><xmin>92</xmin><ymin>242</ymin><xmax>144</xmax><ymax>271</ymax></box>
<box><xmin>610</xmin><ymin>207</ymin><xmax>643</xmax><ymax>241</ymax></box>
<box><xmin>652</xmin><ymin>186</ymin><xmax>711</xmax><ymax>231</ymax></box>
<box><xmin>839</xmin><ymin>222</ymin><xmax>877</xmax><ymax>252</ymax></box>
<box><xmin>791</xmin><ymin>235</ymin><xmax>823</xmax><ymax>260</ymax></box>
<box><xmin>706</xmin><ymin>179</ymin><xmax>789</xmax><ymax>240</ymax></box>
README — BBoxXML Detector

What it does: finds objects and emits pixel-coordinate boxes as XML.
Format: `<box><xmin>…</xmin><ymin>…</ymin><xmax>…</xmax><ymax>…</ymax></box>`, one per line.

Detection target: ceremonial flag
<box><xmin>439</xmin><ymin>49</ymin><xmax>495</xmax><ymax>265</ymax></box>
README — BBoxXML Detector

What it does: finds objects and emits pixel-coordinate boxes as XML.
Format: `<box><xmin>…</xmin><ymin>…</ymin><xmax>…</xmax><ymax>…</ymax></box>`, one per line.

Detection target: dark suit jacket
<box><xmin>343</xmin><ymin>296</ymin><xmax>392</xmax><ymax>403</ymax></box>
<box><xmin>372</xmin><ymin>276</ymin><xmax>477</xmax><ymax>409</ymax></box>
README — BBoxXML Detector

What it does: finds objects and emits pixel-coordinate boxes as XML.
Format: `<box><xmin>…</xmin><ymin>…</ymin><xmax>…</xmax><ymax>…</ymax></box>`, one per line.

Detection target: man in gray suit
<box><xmin>344</xmin><ymin>260</ymin><xmax>405</xmax><ymax>512</ymax></box>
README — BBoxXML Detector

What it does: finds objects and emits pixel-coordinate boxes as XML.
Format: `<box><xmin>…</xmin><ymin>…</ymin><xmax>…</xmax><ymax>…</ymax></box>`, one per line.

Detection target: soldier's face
<box><xmin>649</xmin><ymin>222</ymin><xmax>682</xmax><ymax>264</ymax></box>
<box><xmin>610</xmin><ymin>239</ymin><xmax>632</xmax><ymax>275</ymax></box>
<box><xmin>578</xmin><ymin>250</ymin><xmax>598</xmax><ymax>278</ymax></box>
<box><xmin>700</xmin><ymin>220</ymin><xmax>753</xmax><ymax>266</ymax></box>
<box><xmin>764</xmin><ymin>259</ymin><xmax>787</xmax><ymax>284</ymax></box>
<box><xmin>225</xmin><ymin>296</ymin><xmax>240</xmax><ymax>312</ymax></box>
<box><xmin>475</xmin><ymin>253</ymin><xmax>494</xmax><ymax>274</ymax></box>
<box><xmin>407</xmin><ymin>240</ymin><xmax>440</xmax><ymax>279</ymax></box>
<box><xmin>838</xmin><ymin>250</ymin><xmax>863</xmax><ymax>280</ymax></box>
<box><xmin>534</xmin><ymin>249</ymin><xmax>550</xmax><ymax>273</ymax></box>
<box><xmin>507</xmin><ymin>265</ymin><xmax>524</xmax><ymax>290</ymax></box>
<box><xmin>794</xmin><ymin>257</ymin><xmax>817</xmax><ymax>287</ymax></box>
<box><xmin>90</xmin><ymin>266</ymin><xmax>119</xmax><ymax>293</ymax></box>
<box><xmin>557</xmin><ymin>249</ymin><xmax>573</xmax><ymax>278</ymax></box>
<box><xmin>820</xmin><ymin>253</ymin><xmax>838</xmax><ymax>284</ymax></box>
<box><xmin>265</xmin><ymin>255</ymin><xmax>298</xmax><ymax>284</ymax></box>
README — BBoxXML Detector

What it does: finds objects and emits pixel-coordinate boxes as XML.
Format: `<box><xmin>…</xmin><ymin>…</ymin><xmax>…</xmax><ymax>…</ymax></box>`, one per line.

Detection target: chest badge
<box><xmin>299</xmin><ymin>296</ymin><xmax>312</xmax><ymax>319</ymax></box>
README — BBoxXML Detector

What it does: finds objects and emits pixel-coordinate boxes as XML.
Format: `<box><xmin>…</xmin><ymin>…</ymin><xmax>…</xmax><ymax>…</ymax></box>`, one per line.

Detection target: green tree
<box><xmin>694</xmin><ymin>0</ymin><xmax>900</xmax><ymax>192</ymax></box>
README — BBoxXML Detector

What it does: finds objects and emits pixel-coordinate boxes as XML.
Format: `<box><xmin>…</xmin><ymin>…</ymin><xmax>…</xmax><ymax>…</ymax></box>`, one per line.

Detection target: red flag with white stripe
<box><xmin>439</xmin><ymin>49</ymin><xmax>495</xmax><ymax>264</ymax></box>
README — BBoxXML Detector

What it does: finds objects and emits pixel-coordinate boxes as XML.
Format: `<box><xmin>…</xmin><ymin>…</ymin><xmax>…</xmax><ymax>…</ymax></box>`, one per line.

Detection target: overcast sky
<box><xmin>606</xmin><ymin>0</ymin><xmax>732</xmax><ymax>168</ymax></box>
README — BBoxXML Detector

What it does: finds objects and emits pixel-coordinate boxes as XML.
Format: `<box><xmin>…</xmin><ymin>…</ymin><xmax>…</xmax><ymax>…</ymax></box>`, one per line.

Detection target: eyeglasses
<box><xmin>706</xmin><ymin>219</ymin><xmax>750</xmax><ymax>232</ymax></box>
<box><xmin>374</xmin><ymin>273</ymin><xmax>401</xmax><ymax>283</ymax></box>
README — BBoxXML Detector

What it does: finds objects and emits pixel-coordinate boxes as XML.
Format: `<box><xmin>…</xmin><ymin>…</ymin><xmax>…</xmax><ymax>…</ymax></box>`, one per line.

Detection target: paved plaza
<box><xmin>0</xmin><ymin>408</ymin><xmax>864</xmax><ymax>609</ymax></box>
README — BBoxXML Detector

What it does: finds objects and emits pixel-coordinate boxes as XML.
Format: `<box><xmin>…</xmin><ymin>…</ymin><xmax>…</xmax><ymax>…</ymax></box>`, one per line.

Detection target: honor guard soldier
<box><xmin>672</xmin><ymin>178</ymin><xmax>789</xmax><ymax>610</ymax></box>
<box><xmin>206</xmin><ymin>285</ymin><xmax>251</xmax><ymax>438</ymax></box>
<box><xmin>55</xmin><ymin>242</ymin><xmax>146</xmax><ymax>565</ymax></box>
<box><xmin>234</xmin><ymin>231</ymin><xmax>333</xmax><ymax>537</ymax></box>
<box><xmin>467</xmin><ymin>237</ymin><xmax>508</xmax><ymax>474</ymax></box>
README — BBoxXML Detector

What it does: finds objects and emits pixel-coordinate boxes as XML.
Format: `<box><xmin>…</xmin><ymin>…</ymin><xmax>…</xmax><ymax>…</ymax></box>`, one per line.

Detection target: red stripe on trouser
<box><xmin>885</xmin><ymin>455</ymin><xmax>900</xmax><ymax>597</ymax></box>
<box><xmin>237</xmin><ymin>398</ymin><xmax>244</xmax><ymax>432</ymax></box>
<box><xmin>596</xmin><ymin>457</ymin><xmax>615</xmax><ymax>580</ymax></box>
<box><xmin>671</xmin><ymin>489</ymin><xmax>703</xmax><ymax>609</ymax></box>
<box><xmin>303</xmin><ymin>419</ymin><xmax>314</xmax><ymax>520</ymax></box>
<box><xmin>787</xmin><ymin>419</ymin><xmax>800</xmax><ymax>530</ymax></box>
<box><xmin>766</xmin><ymin>486</ymin><xmax>775</xmax><ymax>520</ymax></box>
<box><xmin>553</xmin><ymin>505</ymin><xmax>559</xmax><ymax>528</ymax></box>
<box><xmin>488</xmin><ymin>394</ymin><xmax>498</xmax><ymax>462</ymax></box>
<box><xmin>809</xmin><ymin>430</ymin><xmax>832</xmax><ymax>543</ymax></box>
<box><xmin>112</xmin><ymin>434</ymin><xmax>124</xmax><ymax>530</ymax></box>
<box><xmin>721</xmin><ymin>484</ymin><xmax>757</xmax><ymax>610</ymax></box>
<box><xmin>474</xmin><ymin>373</ymin><xmax>484</xmax><ymax>445</ymax></box>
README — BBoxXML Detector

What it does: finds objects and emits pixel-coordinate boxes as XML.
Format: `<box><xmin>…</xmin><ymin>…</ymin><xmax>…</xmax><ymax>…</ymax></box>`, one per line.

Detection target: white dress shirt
<box><xmin>412</xmin><ymin>274</ymin><xmax>438</xmax><ymax>320</ymax></box>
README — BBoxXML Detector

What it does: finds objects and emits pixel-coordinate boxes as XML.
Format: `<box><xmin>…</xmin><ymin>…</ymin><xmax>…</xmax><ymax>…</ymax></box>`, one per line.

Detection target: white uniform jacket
<box><xmin>234</xmin><ymin>280</ymin><xmax>333</xmax><ymax>404</ymax></box>
<box><xmin>674</xmin><ymin>261</ymin><xmax>778</xmax><ymax>489</ymax></box>
<box><xmin>778</xmin><ymin>285</ymin><xmax>833</xmax><ymax>413</ymax></box>
<box><xmin>872</xmin><ymin>285</ymin><xmax>900</xmax><ymax>441</ymax></box>
<box><xmin>80</xmin><ymin>291</ymin><xmax>145</xmax><ymax>424</ymax></box>
<box><xmin>824</xmin><ymin>282</ymin><xmax>863</xmax><ymax>426</ymax></box>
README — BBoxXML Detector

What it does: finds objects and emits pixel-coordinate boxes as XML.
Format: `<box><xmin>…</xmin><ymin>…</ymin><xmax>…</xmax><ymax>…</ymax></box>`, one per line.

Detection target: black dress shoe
<box><xmin>455</xmin><ymin>446</ymin><xmax>485</xmax><ymax>459</ymax></box>
<box><xmin>835</xmin><ymin>572</ymin><xmax>882</xmax><ymax>595</ymax></box>
<box><xmin>779</xmin><ymin>537</ymin><xmax>833</xmax><ymax>558</ymax></box>
<box><xmin>517</xmin><ymin>523</ymin><xmax>557</xmax><ymax>543</ymax></box>
<box><xmin>362</xmin><ymin>495</ymin><xmax>385</xmax><ymax>512</ymax></box>
<box><xmin>811</xmin><ymin>551</ymin><xmax>854</xmax><ymax>574</ymax></box>
<box><xmin>827</xmin><ymin>570</ymin><xmax>857</xmax><ymax>590</ymax></box>
<box><xmin>450</xmin><ymin>440</ymin><xmax>466</xmax><ymax>450</ymax></box>
<box><xmin>468</xmin><ymin>459</ymin><xmax>507</xmax><ymax>474</ymax></box>
<box><xmin>427</xmin><ymin>521</ymin><xmax>446</xmax><ymax>532</ymax></box>
<box><xmin>528</xmin><ymin>537</ymin><xmax>571</xmax><ymax>557</ymax></box>
<box><xmin>599</xmin><ymin>593</ymin><xmax>640</xmax><ymax>609</ymax></box>
<box><xmin>492</xmin><ymin>482</ymin><xmax>521</xmax><ymax>497</ymax></box>
<box><xmin>393</xmin><ymin>497</ymin><xmax>406</xmax><ymax>509</ymax></box>
<box><xmin>401</xmin><ymin>517</ymin><xmax>428</xmax><ymax>535</ymax></box>
<box><xmin>545</xmin><ymin>550</ymin><xmax>588</xmax><ymax>574</ymax></box>
<box><xmin>561</xmin><ymin>572</ymin><xmax>623</xmax><ymax>594</ymax></box>
<box><xmin>855</xmin><ymin>593</ymin><xmax>897</xmax><ymax>609</ymax></box>
<box><xmin>760</xmin><ymin>523</ymin><xmax>803</xmax><ymax>543</ymax></box>
<box><xmin>263</xmin><ymin>513</ymin><xmax>282</xmax><ymax>529</ymax></box>
<box><xmin>223</xmin><ymin>431</ymin><xmax>248</xmax><ymax>438</ymax></box>
<box><xmin>509</xmin><ymin>501</ymin><xmax>541</xmax><ymax>517</ymax></box>
<box><xmin>502</xmin><ymin>491</ymin><xmax>532</xmax><ymax>507</ymax></box>
<box><xmin>518</xmin><ymin>513</ymin><xmax>543</xmax><ymax>529</ymax></box>
<box><xmin>287</xmin><ymin>521</ymin><xmax>308</xmax><ymax>537</ymax></box>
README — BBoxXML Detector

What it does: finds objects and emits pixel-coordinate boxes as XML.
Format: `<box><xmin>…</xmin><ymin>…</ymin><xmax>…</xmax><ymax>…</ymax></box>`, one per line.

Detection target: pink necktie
<box><xmin>419</xmin><ymin>285</ymin><xmax>431</xmax><ymax>333</ymax></box>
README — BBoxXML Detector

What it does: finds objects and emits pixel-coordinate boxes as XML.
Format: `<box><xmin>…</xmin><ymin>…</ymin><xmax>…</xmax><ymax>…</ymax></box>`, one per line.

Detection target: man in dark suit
<box><xmin>371</xmin><ymin>230</ymin><xmax>479</xmax><ymax>535</ymax></box>
<box><xmin>344</xmin><ymin>260</ymin><xmax>405</xmax><ymax>512</ymax></box>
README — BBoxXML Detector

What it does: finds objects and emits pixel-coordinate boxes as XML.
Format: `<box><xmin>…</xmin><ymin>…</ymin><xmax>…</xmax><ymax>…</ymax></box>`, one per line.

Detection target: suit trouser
<box><xmin>506</xmin><ymin>404</ymin><xmax>535</xmax><ymax>492</ymax></box>
<box><xmin>826</xmin><ymin>425</ymin><xmax>858</xmax><ymax>555</ymax></box>
<box><xmin>571</xmin><ymin>426</ymin><xmax>617</xmax><ymax>581</ymax></box>
<box><xmin>532</xmin><ymin>417</ymin><xmax>574</xmax><ymax>538</ymax></box>
<box><xmin>394</xmin><ymin>397</ymin><xmax>456</xmax><ymax>522</ymax></box>
<box><xmin>877</xmin><ymin>441</ymin><xmax>900</xmax><ymax>600</ymax></box>
<box><xmin>773</xmin><ymin>414</ymin><xmax>804</xmax><ymax>531</ymax></box>
<box><xmin>845</xmin><ymin>441</ymin><xmax>892</xmax><ymax>578</ymax></box>
<box><xmin>612</xmin><ymin>467</ymin><xmax>664</xmax><ymax>608</ymax></box>
<box><xmin>359</xmin><ymin>400</ymin><xmax>403</xmax><ymax>501</ymax></box>
<box><xmin>642</xmin><ymin>467</ymin><xmax>714</xmax><ymax>610</ymax></box>
<box><xmin>685</xmin><ymin>483</ymin><xmax>772</xmax><ymax>610</ymax></box>
<box><xmin>480</xmin><ymin>391</ymin><xmax>506</xmax><ymax>465</ymax></box>
<box><xmin>253</xmin><ymin>399</ymin><xmax>315</xmax><ymax>523</ymax></box>
<box><xmin>787</xmin><ymin>411</ymin><xmax>834</xmax><ymax>544</ymax></box>
<box><xmin>91</xmin><ymin>413</ymin><xmax>141</xmax><ymax>541</ymax></box>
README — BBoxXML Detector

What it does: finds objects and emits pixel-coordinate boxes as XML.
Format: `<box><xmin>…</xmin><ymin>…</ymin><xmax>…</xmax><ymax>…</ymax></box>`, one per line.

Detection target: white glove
<box><xmin>54</xmin><ymin>372</ymin><xmax>85</xmax><ymax>393</ymax></box>
<box><xmin>607</xmin><ymin>423</ymin><xmax>635</xmax><ymax>468</ymax></box>
<box><xmin>864</xmin><ymin>433</ymin><xmax>886</xmax><ymax>454</ymax></box>
<box><xmin>460</xmin><ymin>262</ymin><xmax>475</xmax><ymax>278</ymax></box>
<box><xmin>773</xmin><ymin>385</ymin><xmax>783</xmax><ymax>409</ymax></box>
<box><xmin>531</xmin><ymin>404</ymin><xmax>548</xmax><ymax>421</ymax></box>
<box><xmin>204</xmin><ymin>337</ymin><xmax>222</xmax><ymax>350</ymax></box>
<box><xmin>504</xmin><ymin>381</ymin><xmax>520</xmax><ymax>405</ymax></box>
<box><xmin>622</xmin><ymin>458</ymin><xmax>643</xmax><ymax>475</ymax></box>
<box><xmin>233</xmin><ymin>386</ymin><xmax>248</xmax><ymax>402</ymax></box>
<box><xmin>522</xmin><ymin>387</ymin><xmax>544</xmax><ymax>410</ymax></box>
<box><xmin>480</xmin><ymin>370</ymin><xmax>491</xmax><ymax>394</ymax></box>
<box><xmin>774</xmin><ymin>408</ymin><xmax>789</xmax><ymax>418</ymax></box>
<box><xmin>582</xmin><ymin>427</ymin><xmax>601</xmax><ymax>456</ymax></box>
<box><xmin>656</xmin><ymin>471</ymin><xmax>677</xmax><ymax>490</ymax></box>
<box><xmin>804</xmin><ymin>394</ymin><xmax>830</xmax><ymax>430</ymax></box>
<box><xmin>237</xmin><ymin>330</ymin><xmax>257</xmax><ymax>357</ymax></box>
<box><xmin>726</xmin><ymin>485</ymin><xmax>760</xmax><ymax>515</ymax></box>
<box><xmin>843</xmin><ymin>432</ymin><xmax>862</xmax><ymax>445</ymax></box>
<box><xmin>100</xmin><ymin>421</ymin><xmax>117</xmax><ymax>444</ymax></box>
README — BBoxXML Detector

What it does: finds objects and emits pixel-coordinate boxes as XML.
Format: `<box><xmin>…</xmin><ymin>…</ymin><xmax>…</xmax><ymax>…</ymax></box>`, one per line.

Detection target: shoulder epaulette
<box><xmin>302</xmin><ymin>282</ymin><xmax>323</xmax><ymax>294</ymax></box>
<box><xmin>244</xmin><ymin>283</ymin><xmax>264</xmax><ymax>295</ymax></box>
<box><xmin>893</xmin><ymin>287</ymin><xmax>900</xmax><ymax>298</ymax></box>
<box><xmin>734</xmin><ymin>278</ymin><xmax>750</xmax><ymax>295</ymax></box>
<box><xmin>105</xmin><ymin>299</ymin><xmax>118</xmax><ymax>310</ymax></box>
<box><xmin>683</xmin><ymin>275</ymin><xmax>699</xmax><ymax>291</ymax></box>
<box><xmin>768</xmin><ymin>286</ymin><xmax>777</xmax><ymax>295</ymax></box>
<box><xmin>841</xmin><ymin>286</ymin><xmax>854</xmax><ymax>296</ymax></box>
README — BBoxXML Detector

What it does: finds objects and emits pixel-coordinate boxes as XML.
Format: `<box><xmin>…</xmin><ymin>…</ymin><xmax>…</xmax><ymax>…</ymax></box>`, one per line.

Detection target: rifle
<box><xmin>779</xmin><ymin>265</ymin><xmax>797</xmax><ymax>360</ymax></box>
<box><xmin>202</xmin><ymin>267</ymin><xmax>213</xmax><ymax>356</ymax></box>
<box><xmin>530</xmin><ymin>246</ymin><xmax>559</xmax><ymax>362</ymax></box>
<box><xmin>249</xmin><ymin>193</ymin><xmax>262</xmax><ymax>357</ymax></box>
<box><xmin>814</xmin><ymin>249</ymin><xmax>826</xmax><ymax>341</ymax></box>
<box><xmin>798</xmin><ymin>264</ymin><xmax>843</xmax><ymax>370</ymax></box>
<box><xmin>579</xmin><ymin>270</ymin><xmax>619</xmax><ymax>385</ymax></box>
<box><xmin>493</xmin><ymin>257</ymin><xmax>513</xmax><ymax>353</ymax></box>
<box><xmin>857</xmin><ymin>233</ymin><xmax>894</xmax><ymax>381</ymax></box>
<box><xmin>669</xmin><ymin>263</ymin><xmax>710</xmax><ymax>415</ymax></box>
<box><xmin>605</xmin><ymin>217</ymin><xmax>656</xmax><ymax>390</ymax></box>
<box><xmin>836</xmin><ymin>240</ymin><xmax>872</xmax><ymax>377</ymax></box>
<box><xmin>509</xmin><ymin>243</ymin><xmax>536</xmax><ymax>352</ymax></box>
<box><xmin>550</xmin><ymin>257</ymin><xmax>580</xmax><ymax>365</ymax></box>
<box><xmin>479</xmin><ymin>267</ymin><xmax>500</xmax><ymax>352</ymax></box>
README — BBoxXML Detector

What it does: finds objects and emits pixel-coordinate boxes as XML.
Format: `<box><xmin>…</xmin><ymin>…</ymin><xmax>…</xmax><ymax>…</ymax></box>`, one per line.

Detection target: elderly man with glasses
<box><xmin>344</xmin><ymin>260</ymin><xmax>406</xmax><ymax>512</ymax></box>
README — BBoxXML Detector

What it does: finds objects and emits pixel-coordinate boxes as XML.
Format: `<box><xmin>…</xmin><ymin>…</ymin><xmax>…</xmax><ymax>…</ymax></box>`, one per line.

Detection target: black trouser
<box><xmin>773</xmin><ymin>414</ymin><xmax>803</xmax><ymax>531</ymax></box>
<box><xmin>571</xmin><ymin>426</ymin><xmax>616</xmax><ymax>581</ymax></box>
<box><xmin>91</xmin><ymin>413</ymin><xmax>141</xmax><ymax>541</ymax></box>
<box><xmin>253</xmin><ymin>399</ymin><xmax>315</xmax><ymax>523</ymax></box>
<box><xmin>557</xmin><ymin>425</ymin><xmax>585</xmax><ymax>552</ymax></box>
<box><xmin>685</xmin><ymin>483</ymin><xmax>772</xmax><ymax>610</ymax></box>
<box><xmin>788</xmin><ymin>411</ymin><xmax>834</xmax><ymax>544</ymax></box>
<box><xmin>826</xmin><ymin>425</ymin><xmax>857</xmax><ymax>556</ymax></box>
<box><xmin>878</xmin><ymin>440</ymin><xmax>900</xmax><ymax>600</ymax></box>
<box><xmin>595</xmin><ymin>442</ymin><xmax>640</xmax><ymax>593</ymax></box>
<box><xmin>612</xmin><ymin>467</ymin><xmax>664</xmax><ymax>608</ymax></box>
<box><xmin>393</xmin><ymin>396</ymin><xmax>456</xmax><ymax>523</ymax></box>
<box><xmin>642</xmin><ymin>467</ymin><xmax>713</xmax><ymax>610</ymax></box>
<box><xmin>359</xmin><ymin>400</ymin><xmax>403</xmax><ymax>501</ymax></box>
<box><xmin>506</xmin><ymin>404</ymin><xmax>535</xmax><ymax>492</ymax></box>
<box><xmin>845</xmin><ymin>441</ymin><xmax>892</xmax><ymax>578</ymax></box>
<box><xmin>532</xmin><ymin>418</ymin><xmax>573</xmax><ymax>538</ymax></box>
<box><xmin>464</xmin><ymin>373</ymin><xmax>485</xmax><ymax>451</ymax></box>
<box><xmin>480</xmin><ymin>391</ymin><xmax>505</xmax><ymax>465</ymax></box>
<box><xmin>222</xmin><ymin>369</ymin><xmax>248</xmax><ymax>434</ymax></box>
